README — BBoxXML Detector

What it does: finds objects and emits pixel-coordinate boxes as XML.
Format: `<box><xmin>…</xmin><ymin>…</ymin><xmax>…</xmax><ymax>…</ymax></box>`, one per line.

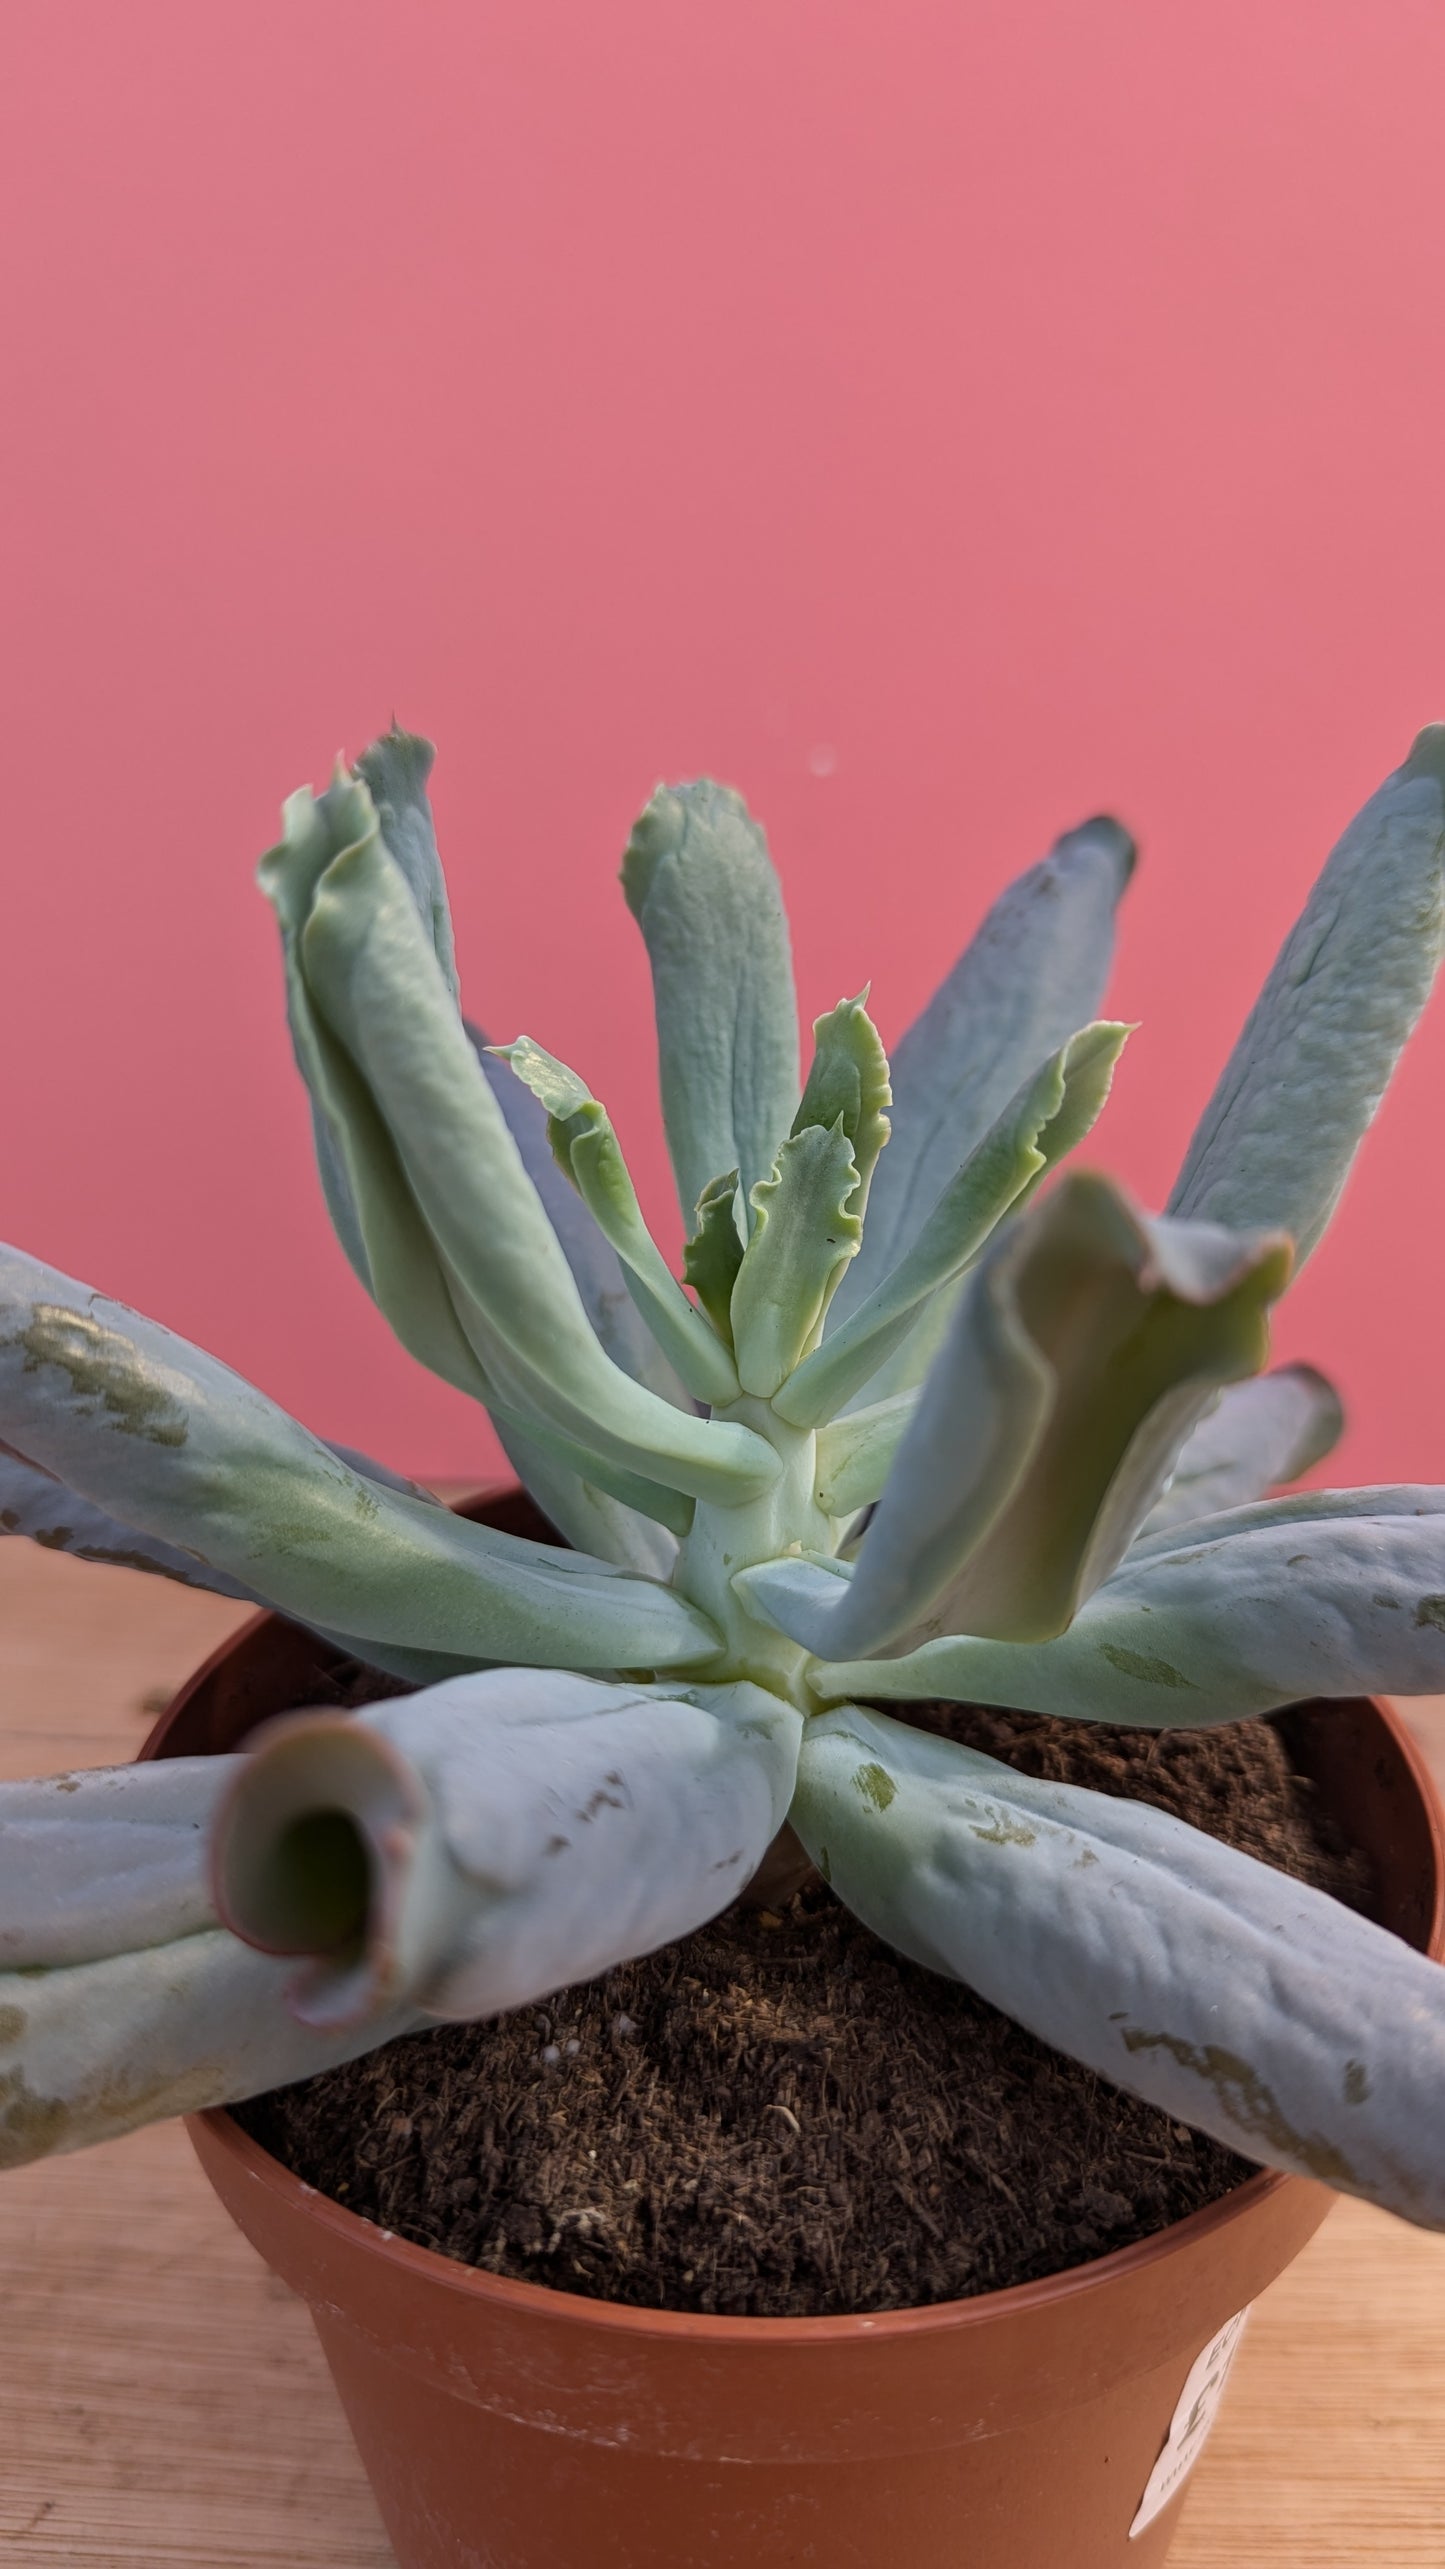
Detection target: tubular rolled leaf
<box><xmin>212</xmin><ymin>1669</ymin><xmax>803</xmax><ymax>2029</ymax></box>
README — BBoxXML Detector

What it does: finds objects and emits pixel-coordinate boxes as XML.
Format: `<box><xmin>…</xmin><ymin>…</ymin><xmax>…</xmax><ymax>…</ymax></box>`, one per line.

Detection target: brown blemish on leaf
<box><xmin>852</xmin><ymin>1761</ymin><xmax>897</xmax><ymax>1812</ymax></box>
<box><xmin>576</xmin><ymin>1786</ymin><xmax>628</xmax><ymax>1822</ymax></box>
<box><xmin>1413</xmin><ymin>1596</ymin><xmax>1445</xmax><ymax>1633</ymax></box>
<box><xmin>12</xmin><ymin>1306</ymin><xmax>188</xmax><ymax>1446</ymax></box>
<box><xmin>1343</xmin><ymin>2059</ymin><xmax>1372</xmax><ymax>2106</ymax></box>
<box><xmin>0</xmin><ymin>2057</ymin><xmax>235</xmax><ymax>2171</ymax></box>
<box><xmin>969</xmin><ymin>1812</ymin><xmax>1037</xmax><ymax>1847</ymax></box>
<box><xmin>1120</xmin><ymin>2028</ymin><xmax>1357</xmax><ymax>2185</ymax></box>
<box><xmin>1099</xmin><ymin>1644</ymin><xmax>1198</xmax><ymax>1690</ymax></box>
<box><xmin>1373</xmin><ymin>1594</ymin><xmax>1401</xmax><ymax>1612</ymax></box>
<box><xmin>1287</xmin><ymin>1554</ymin><xmax>1310</xmax><ymax>1567</ymax></box>
<box><xmin>0</xmin><ymin>2006</ymin><xmax>27</xmax><ymax>2046</ymax></box>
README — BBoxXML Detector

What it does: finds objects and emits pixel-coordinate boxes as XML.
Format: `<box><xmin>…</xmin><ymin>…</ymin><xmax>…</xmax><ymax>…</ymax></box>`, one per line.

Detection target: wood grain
<box><xmin>3</xmin><ymin>1541</ymin><xmax>1444</xmax><ymax>2564</ymax></box>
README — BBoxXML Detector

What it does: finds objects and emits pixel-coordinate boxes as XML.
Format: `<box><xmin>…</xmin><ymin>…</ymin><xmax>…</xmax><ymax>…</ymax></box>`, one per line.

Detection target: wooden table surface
<box><xmin>4</xmin><ymin>1538</ymin><xmax>1445</xmax><ymax>2564</ymax></box>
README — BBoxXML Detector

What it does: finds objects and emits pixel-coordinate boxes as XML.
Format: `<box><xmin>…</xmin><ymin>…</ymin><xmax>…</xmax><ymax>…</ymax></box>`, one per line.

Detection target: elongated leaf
<box><xmin>1137</xmin><ymin>1364</ymin><xmax>1344</xmax><ymax>1538</ymax></box>
<box><xmin>0</xmin><ymin>1447</ymin><xmax>260</xmax><ymax>1599</ymax></box>
<box><xmin>808</xmin><ymin>1487</ymin><xmax>1445</xmax><ymax>1723</ymax></box>
<box><xmin>622</xmin><ymin>781</ymin><xmax>801</xmax><ymax>1227</ymax></box>
<box><xmin>0</xmin><ymin>1442</ymin><xmax>494</xmax><ymax>1684</ymax></box>
<box><xmin>1169</xmin><ymin>729</ymin><xmax>1445</xmax><ymax>1264</ymax></box>
<box><xmin>324</xmin><ymin>1442</ymin><xmax>441</xmax><ymax>1505</ymax></box>
<box><xmin>831</xmin><ymin>816</ymin><xmax>1135</xmax><ymax>1319</ymax></box>
<box><xmin>261</xmin><ymin>737</ymin><xmax>693</xmax><ymax>1563</ymax></box>
<box><xmin>260</xmin><ymin>774</ymin><xmax>499</xmax><ymax>1401</ymax></box>
<box><xmin>214</xmin><ymin>1669</ymin><xmax>803</xmax><ymax>2028</ymax></box>
<box><xmin>0</xmin><ymin>1931</ymin><xmax>425</xmax><ymax>2169</ymax></box>
<box><xmin>730</xmin><ymin>1123</ymin><xmax>861</xmax><ymax>1398</ymax></box>
<box><xmin>471</xmin><ymin>1029</ymin><xmax>688</xmax><ymax>1569</ymax></box>
<box><xmin>0</xmin><ymin>1245</ymin><xmax>721</xmax><ymax>1672</ymax></box>
<box><xmin>782</xmin><ymin>1022</ymin><xmax>1130</xmax><ymax>1426</ymax></box>
<box><xmin>755</xmin><ymin>1175</ymin><xmax>1290</xmax><ymax>1658</ymax></box>
<box><xmin>300</xmin><ymin>820</ymin><xmax>777</xmax><ymax>1506</ymax></box>
<box><xmin>0</xmin><ymin>1758</ymin><xmax>239</xmax><ymax>1968</ymax></box>
<box><xmin>353</xmin><ymin>725</ymin><xmax>459</xmax><ymax>996</ymax></box>
<box><xmin>470</xmin><ymin>1022</ymin><xmax>690</xmax><ymax>1411</ymax></box>
<box><xmin>791</xmin><ymin>1706</ymin><xmax>1445</xmax><ymax>2224</ymax></box>
<box><xmin>498</xmin><ymin>1038</ymin><xmax>739</xmax><ymax>1406</ymax></box>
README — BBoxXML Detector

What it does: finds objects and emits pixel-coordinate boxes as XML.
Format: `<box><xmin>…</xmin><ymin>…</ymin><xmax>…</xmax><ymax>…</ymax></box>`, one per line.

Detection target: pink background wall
<box><xmin>3</xmin><ymin>2</ymin><xmax>1444</xmax><ymax>1484</ymax></box>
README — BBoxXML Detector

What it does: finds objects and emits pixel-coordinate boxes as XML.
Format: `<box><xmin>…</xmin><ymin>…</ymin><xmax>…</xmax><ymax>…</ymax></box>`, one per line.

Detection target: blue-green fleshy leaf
<box><xmin>829</xmin><ymin>815</ymin><xmax>1134</xmax><ymax>1324</ymax></box>
<box><xmin>0</xmin><ymin>1244</ymin><xmax>720</xmax><ymax>1676</ymax></box>
<box><xmin>1169</xmin><ymin>729</ymin><xmax>1445</xmax><ymax>1264</ymax></box>
<box><xmin>805</xmin><ymin>1487</ymin><xmax>1445</xmax><ymax>1724</ymax></box>
<box><xmin>790</xmin><ymin>1706</ymin><xmax>1445</xmax><ymax>2225</ymax></box>
<box><xmin>1136</xmin><ymin>1364</ymin><xmax>1344</xmax><ymax>1539</ymax></box>
<box><xmin>621</xmin><ymin>781</ymin><xmax>801</xmax><ymax>1230</ymax></box>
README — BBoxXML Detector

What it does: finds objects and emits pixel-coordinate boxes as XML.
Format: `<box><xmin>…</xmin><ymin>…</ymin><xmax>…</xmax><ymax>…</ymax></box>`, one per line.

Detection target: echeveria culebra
<box><xmin>5</xmin><ymin>723</ymin><xmax>1445</xmax><ymax>2235</ymax></box>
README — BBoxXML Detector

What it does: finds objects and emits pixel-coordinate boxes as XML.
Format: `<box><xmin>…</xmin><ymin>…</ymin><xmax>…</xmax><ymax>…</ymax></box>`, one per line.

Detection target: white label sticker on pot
<box><xmin>1129</xmin><ymin>2305</ymin><xmax>1251</xmax><ymax>2539</ymax></box>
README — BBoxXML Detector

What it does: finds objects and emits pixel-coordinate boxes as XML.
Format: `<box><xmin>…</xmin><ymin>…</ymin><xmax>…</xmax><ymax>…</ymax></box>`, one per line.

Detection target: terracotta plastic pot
<box><xmin>143</xmin><ymin>1488</ymin><xmax>1445</xmax><ymax>2569</ymax></box>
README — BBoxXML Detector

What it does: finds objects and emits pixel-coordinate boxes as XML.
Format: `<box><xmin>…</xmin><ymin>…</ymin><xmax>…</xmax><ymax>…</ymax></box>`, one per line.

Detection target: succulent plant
<box><xmin>6</xmin><ymin>725</ymin><xmax>1445</xmax><ymax>2234</ymax></box>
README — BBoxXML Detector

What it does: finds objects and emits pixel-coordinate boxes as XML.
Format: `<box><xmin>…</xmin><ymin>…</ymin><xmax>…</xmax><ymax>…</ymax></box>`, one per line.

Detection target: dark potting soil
<box><xmin>237</xmin><ymin>1699</ymin><xmax>1377</xmax><ymax>2317</ymax></box>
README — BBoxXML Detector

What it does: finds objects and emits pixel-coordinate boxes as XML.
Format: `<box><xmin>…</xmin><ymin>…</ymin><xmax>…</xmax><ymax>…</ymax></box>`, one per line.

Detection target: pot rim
<box><xmin>153</xmin><ymin>1496</ymin><xmax>1445</xmax><ymax>2353</ymax></box>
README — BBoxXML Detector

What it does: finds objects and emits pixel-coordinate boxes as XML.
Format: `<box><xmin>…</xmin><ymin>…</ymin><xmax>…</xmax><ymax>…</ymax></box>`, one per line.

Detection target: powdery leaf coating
<box><xmin>1170</xmin><ymin>728</ymin><xmax>1445</xmax><ymax>1263</ymax></box>
<box><xmin>791</xmin><ymin>1706</ymin><xmax>1445</xmax><ymax>2222</ymax></box>
<box><xmin>622</xmin><ymin>780</ymin><xmax>801</xmax><ymax>1227</ymax></box>
<box><xmin>831</xmin><ymin>814</ymin><xmax>1134</xmax><ymax>1323</ymax></box>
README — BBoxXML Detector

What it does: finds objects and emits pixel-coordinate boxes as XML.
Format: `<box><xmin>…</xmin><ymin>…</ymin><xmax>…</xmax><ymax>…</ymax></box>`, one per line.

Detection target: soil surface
<box><xmin>238</xmin><ymin>1700</ymin><xmax>1376</xmax><ymax>2317</ymax></box>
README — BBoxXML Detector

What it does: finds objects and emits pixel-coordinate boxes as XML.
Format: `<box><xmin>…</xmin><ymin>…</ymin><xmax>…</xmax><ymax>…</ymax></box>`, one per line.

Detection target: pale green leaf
<box><xmin>730</xmin><ymin>1124</ymin><xmax>862</xmax><ymax>1399</ymax></box>
<box><xmin>814</xmin><ymin>1391</ymin><xmax>917</xmax><ymax>1519</ymax></box>
<box><xmin>792</xmin><ymin>992</ymin><xmax>892</xmax><ymax>1218</ymax></box>
<box><xmin>682</xmin><ymin>1171</ymin><xmax>746</xmax><ymax>1340</ymax></box>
